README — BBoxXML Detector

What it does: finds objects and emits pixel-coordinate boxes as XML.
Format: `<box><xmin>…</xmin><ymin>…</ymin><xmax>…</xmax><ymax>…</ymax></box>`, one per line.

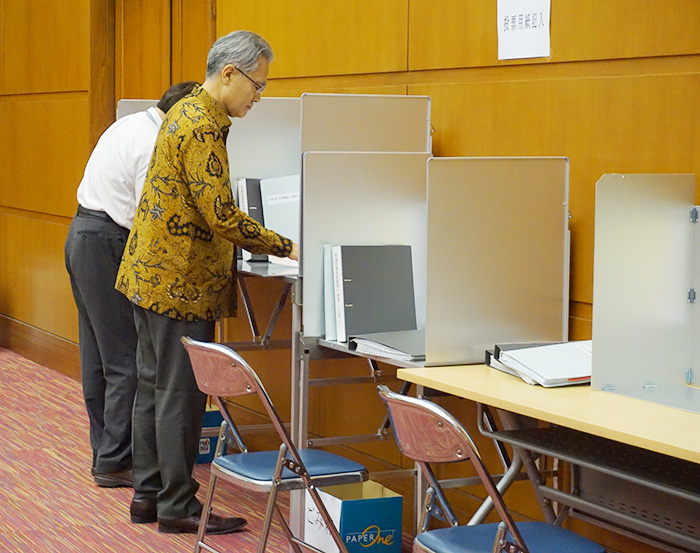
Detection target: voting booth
<box><xmin>592</xmin><ymin>173</ymin><xmax>700</xmax><ymax>414</ymax></box>
<box><xmin>306</xmin><ymin>155</ymin><xmax>570</xmax><ymax>365</ymax></box>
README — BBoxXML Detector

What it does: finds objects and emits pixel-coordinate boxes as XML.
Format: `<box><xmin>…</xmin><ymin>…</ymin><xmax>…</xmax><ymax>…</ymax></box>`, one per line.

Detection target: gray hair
<box><xmin>206</xmin><ymin>30</ymin><xmax>274</xmax><ymax>79</ymax></box>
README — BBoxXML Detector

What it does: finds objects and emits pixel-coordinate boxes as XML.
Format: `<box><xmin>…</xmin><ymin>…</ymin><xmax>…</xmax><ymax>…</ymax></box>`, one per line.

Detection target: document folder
<box><xmin>496</xmin><ymin>340</ymin><xmax>592</xmax><ymax>387</ymax></box>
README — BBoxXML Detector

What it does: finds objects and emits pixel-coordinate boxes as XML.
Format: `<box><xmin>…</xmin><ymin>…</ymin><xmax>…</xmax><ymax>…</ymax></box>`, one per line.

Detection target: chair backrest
<box><xmin>181</xmin><ymin>337</ymin><xmax>261</xmax><ymax>397</ymax></box>
<box><xmin>377</xmin><ymin>385</ymin><xmax>528</xmax><ymax>550</ymax></box>
<box><xmin>181</xmin><ymin>337</ymin><xmax>289</xmax><ymax>442</ymax></box>
<box><xmin>378</xmin><ymin>386</ymin><xmax>478</xmax><ymax>464</ymax></box>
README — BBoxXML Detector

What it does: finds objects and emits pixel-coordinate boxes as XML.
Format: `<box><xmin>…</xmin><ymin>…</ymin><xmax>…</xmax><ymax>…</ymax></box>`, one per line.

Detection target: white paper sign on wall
<box><xmin>497</xmin><ymin>0</ymin><xmax>551</xmax><ymax>60</ymax></box>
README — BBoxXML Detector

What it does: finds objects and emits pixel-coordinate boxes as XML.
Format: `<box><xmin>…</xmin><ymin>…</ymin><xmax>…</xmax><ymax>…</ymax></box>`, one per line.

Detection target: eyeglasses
<box><xmin>236</xmin><ymin>67</ymin><xmax>266</xmax><ymax>95</ymax></box>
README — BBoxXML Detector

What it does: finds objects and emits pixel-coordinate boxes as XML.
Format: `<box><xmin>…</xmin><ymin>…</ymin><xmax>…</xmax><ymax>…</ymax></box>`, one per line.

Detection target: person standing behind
<box><xmin>116</xmin><ymin>31</ymin><xmax>298</xmax><ymax>535</ymax></box>
<box><xmin>65</xmin><ymin>81</ymin><xmax>198</xmax><ymax>487</ymax></box>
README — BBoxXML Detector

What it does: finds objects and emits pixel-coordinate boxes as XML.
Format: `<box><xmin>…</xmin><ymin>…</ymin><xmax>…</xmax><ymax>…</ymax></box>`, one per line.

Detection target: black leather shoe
<box><xmin>158</xmin><ymin>512</ymin><xmax>247</xmax><ymax>535</ymax></box>
<box><xmin>130</xmin><ymin>497</ymin><xmax>157</xmax><ymax>524</ymax></box>
<box><xmin>94</xmin><ymin>468</ymin><xmax>133</xmax><ymax>488</ymax></box>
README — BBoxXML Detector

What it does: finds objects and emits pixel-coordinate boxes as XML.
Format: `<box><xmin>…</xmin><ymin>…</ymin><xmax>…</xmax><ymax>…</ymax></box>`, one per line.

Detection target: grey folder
<box><xmin>349</xmin><ymin>329</ymin><xmax>426</xmax><ymax>362</ymax></box>
<box><xmin>332</xmin><ymin>244</ymin><xmax>417</xmax><ymax>342</ymax></box>
<box><xmin>237</xmin><ymin>178</ymin><xmax>266</xmax><ymax>262</ymax></box>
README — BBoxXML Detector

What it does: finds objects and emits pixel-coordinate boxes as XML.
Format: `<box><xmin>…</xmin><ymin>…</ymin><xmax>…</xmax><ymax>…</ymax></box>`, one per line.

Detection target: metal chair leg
<box><xmin>194</xmin><ymin>471</ymin><xmax>219</xmax><ymax>553</ymax></box>
<box><xmin>270</xmin><ymin>503</ymin><xmax>304</xmax><ymax>553</ymax></box>
<box><xmin>257</xmin><ymin>446</ymin><xmax>288</xmax><ymax>553</ymax></box>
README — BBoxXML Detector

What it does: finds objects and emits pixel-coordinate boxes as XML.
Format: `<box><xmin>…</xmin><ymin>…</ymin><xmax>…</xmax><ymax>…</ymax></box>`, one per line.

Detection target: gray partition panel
<box><xmin>226</xmin><ymin>94</ymin><xmax>431</xmax><ymax>178</ymax></box>
<box><xmin>301</xmin><ymin>152</ymin><xmax>431</xmax><ymax>337</ymax></box>
<box><xmin>116</xmin><ymin>99</ymin><xmax>157</xmax><ymax>119</ymax></box>
<box><xmin>116</xmin><ymin>97</ymin><xmax>303</xmax><ymax>180</ymax></box>
<box><xmin>592</xmin><ymin>174</ymin><xmax>700</xmax><ymax>412</ymax></box>
<box><xmin>425</xmin><ymin>157</ymin><xmax>570</xmax><ymax>366</ymax></box>
<box><xmin>227</xmin><ymin>97</ymin><xmax>302</xmax><ymax>179</ymax></box>
<box><xmin>301</xmin><ymin>94</ymin><xmax>431</xmax><ymax>154</ymax></box>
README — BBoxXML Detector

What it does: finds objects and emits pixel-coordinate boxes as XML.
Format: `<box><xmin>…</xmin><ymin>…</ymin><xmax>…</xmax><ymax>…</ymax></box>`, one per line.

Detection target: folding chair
<box><xmin>182</xmin><ymin>337</ymin><xmax>368</xmax><ymax>553</ymax></box>
<box><xmin>377</xmin><ymin>385</ymin><xmax>606</xmax><ymax>553</ymax></box>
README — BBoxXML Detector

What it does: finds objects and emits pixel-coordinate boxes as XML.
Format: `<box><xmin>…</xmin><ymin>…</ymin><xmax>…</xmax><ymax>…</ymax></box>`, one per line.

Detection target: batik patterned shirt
<box><xmin>116</xmin><ymin>85</ymin><xmax>292</xmax><ymax>321</ymax></box>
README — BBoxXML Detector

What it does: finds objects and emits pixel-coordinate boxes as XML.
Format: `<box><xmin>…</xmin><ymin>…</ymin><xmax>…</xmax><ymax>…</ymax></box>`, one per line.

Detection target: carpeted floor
<box><xmin>0</xmin><ymin>346</ymin><xmax>337</xmax><ymax>553</ymax></box>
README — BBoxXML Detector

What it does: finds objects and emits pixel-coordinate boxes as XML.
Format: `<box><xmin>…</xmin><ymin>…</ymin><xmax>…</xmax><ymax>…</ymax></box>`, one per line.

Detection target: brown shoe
<box><xmin>130</xmin><ymin>497</ymin><xmax>157</xmax><ymax>524</ymax></box>
<box><xmin>158</xmin><ymin>511</ymin><xmax>247</xmax><ymax>535</ymax></box>
<box><xmin>94</xmin><ymin>468</ymin><xmax>133</xmax><ymax>488</ymax></box>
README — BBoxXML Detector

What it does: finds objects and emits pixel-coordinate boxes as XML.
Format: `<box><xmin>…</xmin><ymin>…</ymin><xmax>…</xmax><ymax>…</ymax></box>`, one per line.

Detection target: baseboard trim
<box><xmin>0</xmin><ymin>315</ymin><xmax>80</xmax><ymax>381</ymax></box>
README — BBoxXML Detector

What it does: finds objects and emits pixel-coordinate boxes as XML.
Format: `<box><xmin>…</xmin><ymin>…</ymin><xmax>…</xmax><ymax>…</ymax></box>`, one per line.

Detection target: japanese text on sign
<box><xmin>497</xmin><ymin>0</ymin><xmax>551</xmax><ymax>60</ymax></box>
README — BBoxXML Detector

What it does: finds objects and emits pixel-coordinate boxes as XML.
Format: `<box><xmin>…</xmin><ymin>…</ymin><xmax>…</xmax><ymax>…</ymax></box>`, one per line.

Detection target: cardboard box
<box><xmin>304</xmin><ymin>481</ymin><xmax>402</xmax><ymax>553</ymax></box>
<box><xmin>197</xmin><ymin>406</ymin><xmax>226</xmax><ymax>464</ymax></box>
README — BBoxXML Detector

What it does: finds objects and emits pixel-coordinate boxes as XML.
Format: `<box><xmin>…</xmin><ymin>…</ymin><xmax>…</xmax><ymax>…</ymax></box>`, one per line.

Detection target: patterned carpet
<box><xmin>0</xmin><ymin>346</ymin><xmax>318</xmax><ymax>553</ymax></box>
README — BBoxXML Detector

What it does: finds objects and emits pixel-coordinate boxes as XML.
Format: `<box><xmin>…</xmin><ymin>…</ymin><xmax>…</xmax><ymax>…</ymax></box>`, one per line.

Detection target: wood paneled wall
<box><xmin>0</xmin><ymin>0</ymin><xmax>210</xmax><ymax>373</ymax></box>
<box><xmin>115</xmin><ymin>0</ymin><xmax>171</xmax><ymax>100</ymax></box>
<box><xmin>216</xmin><ymin>0</ymin><xmax>409</xmax><ymax>77</ymax></box>
<box><xmin>115</xmin><ymin>0</ymin><xmax>213</xmax><ymax>98</ymax></box>
<box><xmin>0</xmin><ymin>0</ymin><xmax>112</xmax><ymax>378</ymax></box>
<box><xmin>2</xmin><ymin>2</ymin><xmax>696</xmax><ymax>550</ymax></box>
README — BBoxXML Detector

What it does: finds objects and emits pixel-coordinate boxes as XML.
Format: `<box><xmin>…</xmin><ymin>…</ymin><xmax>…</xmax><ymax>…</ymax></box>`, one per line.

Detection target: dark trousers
<box><xmin>64</xmin><ymin>207</ymin><xmax>137</xmax><ymax>474</ymax></box>
<box><xmin>131</xmin><ymin>305</ymin><xmax>215</xmax><ymax>519</ymax></box>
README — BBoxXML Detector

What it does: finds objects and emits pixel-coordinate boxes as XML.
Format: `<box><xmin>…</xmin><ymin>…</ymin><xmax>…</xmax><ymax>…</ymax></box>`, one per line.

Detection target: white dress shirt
<box><xmin>77</xmin><ymin>106</ymin><xmax>162</xmax><ymax>229</ymax></box>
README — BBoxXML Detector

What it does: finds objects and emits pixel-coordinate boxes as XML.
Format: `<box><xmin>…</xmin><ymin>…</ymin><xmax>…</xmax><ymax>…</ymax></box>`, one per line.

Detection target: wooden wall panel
<box><xmin>2</xmin><ymin>0</ymin><xmax>90</xmax><ymax>94</ymax></box>
<box><xmin>552</xmin><ymin>1</ymin><xmax>700</xmax><ymax>61</ymax></box>
<box><xmin>216</xmin><ymin>0</ymin><xmax>408</xmax><ymax>78</ymax></box>
<box><xmin>0</xmin><ymin>214</ymin><xmax>5</xmax><ymax>313</ymax></box>
<box><xmin>409</xmin><ymin>0</ymin><xmax>700</xmax><ymax>70</ymax></box>
<box><xmin>171</xmin><ymin>0</ymin><xmax>215</xmax><ymax>84</ymax></box>
<box><xmin>409</xmin><ymin>61</ymin><xmax>700</xmax><ymax>305</ymax></box>
<box><xmin>0</xmin><ymin>95</ymin><xmax>90</xmax><ymax>217</ymax></box>
<box><xmin>409</xmin><ymin>0</ymin><xmax>494</xmax><ymax>70</ymax></box>
<box><xmin>0</xmin><ymin>314</ymin><xmax>81</xmax><ymax>380</ymax></box>
<box><xmin>0</xmin><ymin>0</ymin><xmax>108</xmax><ymax>372</ymax></box>
<box><xmin>570</xmin><ymin>301</ymin><xmax>593</xmax><ymax>341</ymax></box>
<box><xmin>115</xmin><ymin>0</ymin><xmax>170</xmax><ymax>100</ymax></box>
<box><xmin>269</xmin><ymin>81</ymin><xmax>408</xmax><ymax>98</ymax></box>
<box><xmin>0</xmin><ymin>1</ymin><xmax>4</xmax><ymax>95</ymax></box>
<box><xmin>3</xmin><ymin>214</ymin><xmax>78</xmax><ymax>342</ymax></box>
<box><xmin>89</xmin><ymin>0</ymin><xmax>116</xmax><ymax>144</ymax></box>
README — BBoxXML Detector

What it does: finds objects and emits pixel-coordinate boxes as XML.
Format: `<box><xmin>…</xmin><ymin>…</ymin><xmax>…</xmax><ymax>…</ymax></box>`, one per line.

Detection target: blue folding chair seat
<box><xmin>214</xmin><ymin>448</ymin><xmax>367</xmax><ymax>490</ymax></box>
<box><xmin>415</xmin><ymin>522</ymin><xmax>605</xmax><ymax>553</ymax></box>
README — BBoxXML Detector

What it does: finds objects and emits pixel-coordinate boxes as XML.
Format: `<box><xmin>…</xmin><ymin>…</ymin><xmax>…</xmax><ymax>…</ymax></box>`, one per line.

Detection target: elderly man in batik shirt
<box><xmin>116</xmin><ymin>30</ymin><xmax>298</xmax><ymax>535</ymax></box>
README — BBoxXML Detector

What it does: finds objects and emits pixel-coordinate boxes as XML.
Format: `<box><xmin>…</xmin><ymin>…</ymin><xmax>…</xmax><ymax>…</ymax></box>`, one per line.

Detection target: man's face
<box><xmin>221</xmin><ymin>56</ymin><xmax>269</xmax><ymax>118</ymax></box>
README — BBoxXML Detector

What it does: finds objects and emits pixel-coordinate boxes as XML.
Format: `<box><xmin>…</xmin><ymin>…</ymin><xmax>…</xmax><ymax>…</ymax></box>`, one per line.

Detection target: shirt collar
<box><xmin>192</xmin><ymin>84</ymin><xmax>232</xmax><ymax>133</ymax></box>
<box><xmin>145</xmin><ymin>106</ymin><xmax>162</xmax><ymax>127</ymax></box>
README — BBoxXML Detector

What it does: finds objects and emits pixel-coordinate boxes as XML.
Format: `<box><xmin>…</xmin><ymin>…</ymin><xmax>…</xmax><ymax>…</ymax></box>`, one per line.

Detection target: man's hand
<box><xmin>288</xmin><ymin>242</ymin><xmax>300</xmax><ymax>261</ymax></box>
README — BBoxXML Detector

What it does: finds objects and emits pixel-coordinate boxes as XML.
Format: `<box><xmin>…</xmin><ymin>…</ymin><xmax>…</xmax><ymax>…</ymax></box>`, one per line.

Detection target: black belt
<box><xmin>77</xmin><ymin>205</ymin><xmax>113</xmax><ymax>222</ymax></box>
<box><xmin>76</xmin><ymin>206</ymin><xmax>128</xmax><ymax>233</ymax></box>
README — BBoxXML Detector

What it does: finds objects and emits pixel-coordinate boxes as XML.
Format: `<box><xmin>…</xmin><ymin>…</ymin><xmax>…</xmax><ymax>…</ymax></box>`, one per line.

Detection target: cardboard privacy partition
<box><xmin>304</xmin><ymin>481</ymin><xmax>402</xmax><ymax>553</ymax></box>
<box><xmin>592</xmin><ymin>173</ymin><xmax>700</xmax><ymax>413</ymax></box>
